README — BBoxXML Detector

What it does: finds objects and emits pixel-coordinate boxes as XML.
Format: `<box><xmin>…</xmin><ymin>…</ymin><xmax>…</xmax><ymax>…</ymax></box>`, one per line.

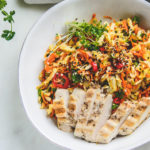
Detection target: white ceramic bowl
<box><xmin>19</xmin><ymin>0</ymin><xmax>150</xmax><ymax>149</ymax></box>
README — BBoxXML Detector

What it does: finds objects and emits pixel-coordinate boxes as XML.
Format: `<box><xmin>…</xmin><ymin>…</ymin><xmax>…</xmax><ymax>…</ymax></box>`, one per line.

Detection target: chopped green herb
<box><xmin>67</xmin><ymin>20</ymin><xmax>107</xmax><ymax>51</ymax></box>
<box><xmin>112</xmin><ymin>103</ymin><xmax>119</xmax><ymax>110</ymax></box>
<box><xmin>38</xmin><ymin>89</ymin><xmax>42</xmax><ymax>97</ymax></box>
<box><xmin>50</xmin><ymin>94</ymin><xmax>54</xmax><ymax>99</ymax></box>
<box><xmin>72</xmin><ymin>72</ymin><xmax>81</xmax><ymax>83</ymax></box>
<box><xmin>110</xmin><ymin>53</ymin><xmax>116</xmax><ymax>59</ymax></box>
<box><xmin>122</xmin><ymin>29</ymin><xmax>128</xmax><ymax>36</ymax></box>
<box><xmin>114</xmin><ymin>89</ymin><xmax>124</xmax><ymax>99</ymax></box>
<box><xmin>132</xmin><ymin>39</ymin><xmax>137</xmax><ymax>43</ymax></box>
<box><xmin>133</xmin><ymin>61</ymin><xmax>139</xmax><ymax>67</ymax></box>
<box><xmin>56</xmin><ymin>51</ymin><xmax>62</xmax><ymax>55</ymax></box>
<box><xmin>52</xmin><ymin>88</ymin><xmax>57</xmax><ymax>92</ymax></box>
<box><xmin>132</xmin><ymin>16</ymin><xmax>140</xmax><ymax>25</ymax></box>
<box><xmin>40</xmin><ymin>98</ymin><xmax>43</xmax><ymax>103</ymax></box>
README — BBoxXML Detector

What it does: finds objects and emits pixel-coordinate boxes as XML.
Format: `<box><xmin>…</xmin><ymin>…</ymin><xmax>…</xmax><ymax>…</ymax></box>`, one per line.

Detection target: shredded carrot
<box><xmin>78</xmin><ymin>49</ymin><xmax>92</xmax><ymax>64</ymax></box>
<box><xmin>127</xmin><ymin>84</ymin><xmax>132</xmax><ymax>89</ymax></box>
<box><xmin>45</xmin><ymin>53</ymin><xmax>57</xmax><ymax>65</ymax></box>
<box><xmin>50</xmin><ymin>109</ymin><xmax>55</xmax><ymax>118</ymax></box>
<box><xmin>146</xmin><ymin>74</ymin><xmax>150</xmax><ymax>78</ymax></box>
<box><xmin>113</xmin><ymin>19</ymin><xmax>116</xmax><ymax>23</ymax></box>
<box><xmin>41</xmin><ymin>92</ymin><xmax>49</xmax><ymax>105</ymax></box>
<box><xmin>121</xmin><ymin>72</ymin><xmax>125</xmax><ymax>86</ymax></box>
<box><xmin>139</xmin><ymin>92</ymin><xmax>142</xmax><ymax>99</ymax></box>
<box><xmin>78</xmin><ymin>70</ymin><xmax>84</xmax><ymax>74</ymax></box>
<box><xmin>121</xmin><ymin>72</ymin><xmax>131</xmax><ymax>96</ymax></box>
<box><xmin>122</xmin><ymin>20</ymin><xmax>128</xmax><ymax>32</ymax></box>
<box><xmin>126</xmin><ymin>69</ymin><xmax>131</xmax><ymax>74</ymax></box>
<box><xmin>132</xmin><ymin>44</ymin><xmax>146</xmax><ymax>59</ymax></box>
<box><xmin>134</xmin><ymin>25</ymin><xmax>139</xmax><ymax>34</ymax></box>
<box><xmin>103</xmin><ymin>16</ymin><xmax>112</xmax><ymax>20</ymax></box>
<box><xmin>45</xmin><ymin>65</ymin><xmax>53</xmax><ymax>73</ymax></box>
<box><xmin>142</xmin><ymin>86</ymin><xmax>150</xmax><ymax>94</ymax></box>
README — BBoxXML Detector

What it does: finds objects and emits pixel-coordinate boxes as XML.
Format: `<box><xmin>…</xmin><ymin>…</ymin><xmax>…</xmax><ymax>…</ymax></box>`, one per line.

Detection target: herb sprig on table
<box><xmin>0</xmin><ymin>0</ymin><xmax>15</xmax><ymax>40</ymax></box>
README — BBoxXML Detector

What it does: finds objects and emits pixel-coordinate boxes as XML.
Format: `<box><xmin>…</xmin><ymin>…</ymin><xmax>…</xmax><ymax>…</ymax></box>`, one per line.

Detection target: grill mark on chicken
<box><xmin>119</xmin><ymin>97</ymin><xmax>150</xmax><ymax>136</ymax></box>
<box><xmin>84</xmin><ymin>93</ymin><xmax>113</xmax><ymax>142</ymax></box>
<box><xmin>96</xmin><ymin>101</ymin><xmax>134</xmax><ymax>143</ymax></box>
<box><xmin>68</xmin><ymin>88</ymin><xmax>86</xmax><ymax>127</ymax></box>
<box><xmin>53</xmin><ymin>88</ymin><xmax>150</xmax><ymax>143</ymax></box>
<box><xmin>74</xmin><ymin>89</ymin><xmax>97</xmax><ymax>138</ymax></box>
<box><xmin>55</xmin><ymin>108</ymin><xmax>66</xmax><ymax>114</ymax></box>
<box><xmin>53</xmin><ymin>89</ymin><xmax>73</xmax><ymax>132</ymax></box>
<box><xmin>68</xmin><ymin>103</ymin><xmax>76</xmax><ymax>111</ymax></box>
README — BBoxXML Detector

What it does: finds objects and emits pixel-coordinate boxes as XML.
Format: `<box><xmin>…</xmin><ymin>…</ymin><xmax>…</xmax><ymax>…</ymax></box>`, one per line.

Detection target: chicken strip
<box><xmin>96</xmin><ymin>101</ymin><xmax>134</xmax><ymax>143</ymax></box>
<box><xmin>68</xmin><ymin>88</ymin><xmax>86</xmax><ymax>127</ymax></box>
<box><xmin>85</xmin><ymin>94</ymin><xmax>113</xmax><ymax>142</ymax></box>
<box><xmin>53</xmin><ymin>89</ymin><xmax>72</xmax><ymax>132</ymax></box>
<box><xmin>74</xmin><ymin>88</ymin><xmax>98</xmax><ymax>138</ymax></box>
<box><xmin>119</xmin><ymin>97</ymin><xmax>150</xmax><ymax>135</ymax></box>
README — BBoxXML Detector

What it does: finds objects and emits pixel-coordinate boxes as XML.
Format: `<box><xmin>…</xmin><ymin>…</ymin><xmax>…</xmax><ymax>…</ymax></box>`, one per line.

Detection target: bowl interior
<box><xmin>19</xmin><ymin>0</ymin><xmax>150</xmax><ymax>150</ymax></box>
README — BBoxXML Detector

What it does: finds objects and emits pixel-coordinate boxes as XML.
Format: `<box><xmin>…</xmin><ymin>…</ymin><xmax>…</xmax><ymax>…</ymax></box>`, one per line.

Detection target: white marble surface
<box><xmin>0</xmin><ymin>0</ymin><xmax>150</xmax><ymax>150</ymax></box>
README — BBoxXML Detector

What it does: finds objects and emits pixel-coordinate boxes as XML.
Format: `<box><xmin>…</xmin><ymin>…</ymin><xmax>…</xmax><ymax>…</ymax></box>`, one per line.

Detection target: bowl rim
<box><xmin>19</xmin><ymin>0</ymin><xmax>150</xmax><ymax>150</ymax></box>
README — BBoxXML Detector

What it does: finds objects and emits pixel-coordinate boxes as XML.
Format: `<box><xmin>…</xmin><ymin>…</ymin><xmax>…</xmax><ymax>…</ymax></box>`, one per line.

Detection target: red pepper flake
<box><xmin>120</xmin><ymin>99</ymin><xmax>124</xmax><ymax>103</ymax></box>
<box><xmin>73</xmin><ymin>36</ymin><xmax>78</xmax><ymax>42</ymax></box>
<box><xmin>116</xmin><ymin>63</ymin><xmax>124</xmax><ymax>69</ymax></box>
<box><xmin>92</xmin><ymin>13</ymin><xmax>96</xmax><ymax>19</ymax></box>
<box><xmin>103</xmin><ymin>16</ymin><xmax>112</xmax><ymax>20</ymax></box>
<box><xmin>91</xmin><ymin>62</ymin><xmax>98</xmax><ymax>72</ymax></box>
<box><xmin>99</xmin><ymin>47</ymin><xmax>105</xmax><ymax>52</ymax></box>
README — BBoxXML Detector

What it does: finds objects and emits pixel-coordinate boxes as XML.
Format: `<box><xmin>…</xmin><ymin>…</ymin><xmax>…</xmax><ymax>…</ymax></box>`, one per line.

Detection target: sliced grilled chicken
<box><xmin>85</xmin><ymin>94</ymin><xmax>113</xmax><ymax>142</ymax></box>
<box><xmin>53</xmin><ymin>89</ymin><xmax>72</xmax><ymax>132</ymax></box>
<box><xmin>96</xmin><ymin>101</ymin><xmax>134</xmax><ymax>143</ymax></box>
<box><xmin>119</xmin><ymin>97</ymin><xmax>150</xmax><ymax>135</ymax></box>
<box><xmin>68</xmin><ymin>88</ymin><xmax>86</xmax><ymax>127</ymax></box>
<box><xmin>74</xmin><ymin>88</ymin><xmax>99</xmax><ymax>138</ymax></box>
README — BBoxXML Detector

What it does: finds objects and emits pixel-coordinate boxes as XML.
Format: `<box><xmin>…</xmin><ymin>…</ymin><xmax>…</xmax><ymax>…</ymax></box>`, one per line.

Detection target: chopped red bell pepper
<box><xmin>116</xmin><ymin>63</ymin><xmax>124</xmax><ymax>69</ymax></box>
<box><xmin>91</xmin><ymin>62</ymin><xmax>98</xmax><ymax>72</ymax></box>
<box><xmin>52</xmin><ymin>73</ymin><xmax>70</xmax><ymax>89</ymax></box>
<box><xmin>113</xmin><ymin>97</ymin><xmax>121</xmax><ymax>104</ymax></box>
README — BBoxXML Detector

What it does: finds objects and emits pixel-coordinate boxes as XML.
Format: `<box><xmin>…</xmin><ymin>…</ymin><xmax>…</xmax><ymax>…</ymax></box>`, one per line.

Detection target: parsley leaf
<box><xmin>1</xmin><ymin>30</ymin><xmax>15</xmax><ymax>40</ymax></box>
<box><xmin>0</xmin><ymin>0</ymin><xmax>16</xmax><ymax>41</ymax></box>
<box><xmin>0</xmin><ymin>0</ymin><xmax>7</xmax><ymax>10</ymax></box>
<box><xmin>3</xmin><ymin>10</ymin><xmax>15</xmax><ymax>23</ymax></box>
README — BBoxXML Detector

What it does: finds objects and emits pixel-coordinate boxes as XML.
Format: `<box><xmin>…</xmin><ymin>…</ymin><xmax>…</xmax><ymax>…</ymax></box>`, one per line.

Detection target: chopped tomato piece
<box><xmin>52</xmin><ymin>73</ymin><xmax>70</xmax><ymax>89</ymax></box>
